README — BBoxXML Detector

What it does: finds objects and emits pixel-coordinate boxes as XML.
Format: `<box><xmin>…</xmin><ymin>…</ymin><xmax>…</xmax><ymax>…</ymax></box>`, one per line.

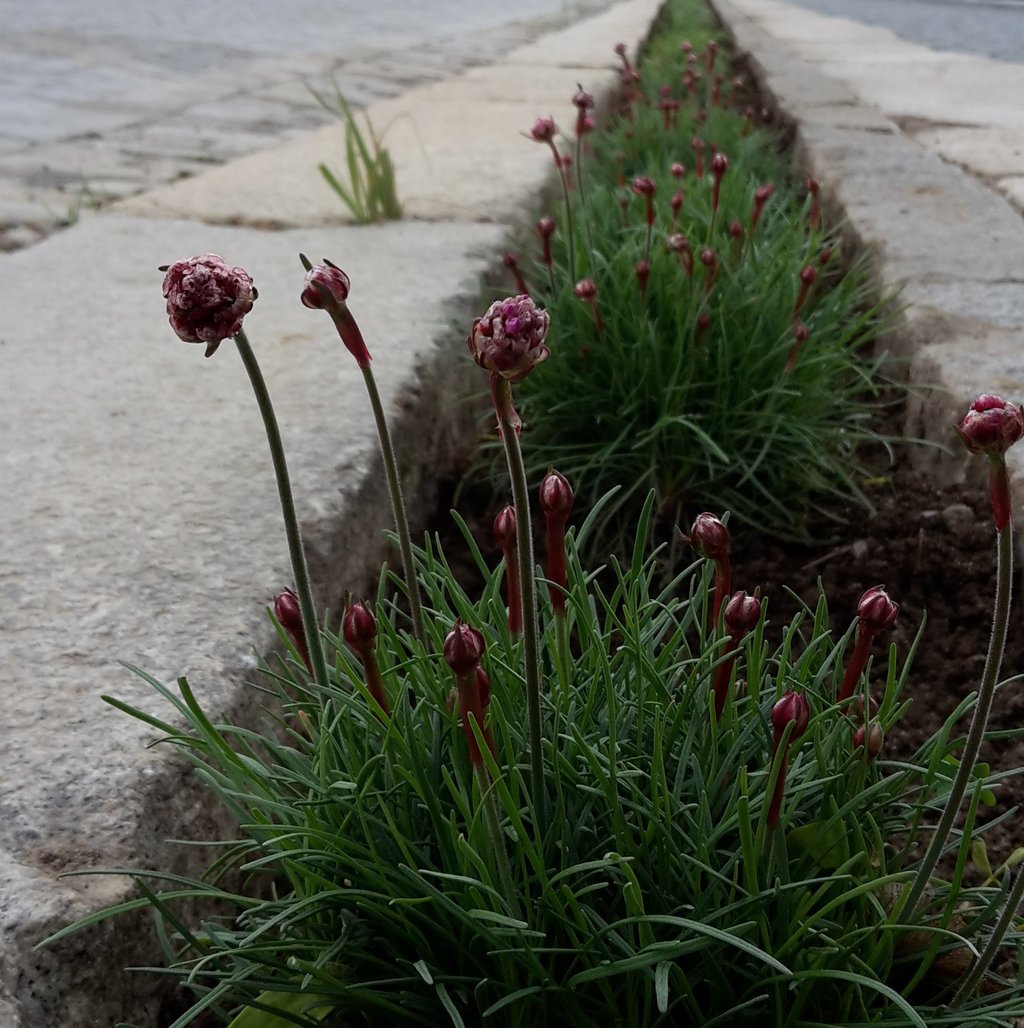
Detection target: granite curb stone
<box><xmin>0</xmin><ymin>1</ymin><xmax>665</xmax><ymax>1022</ymax></box>
<box><xmin>712</xmin><ymin>0</ymin><xmax>1024</xmax><ymax>489</ymax></box>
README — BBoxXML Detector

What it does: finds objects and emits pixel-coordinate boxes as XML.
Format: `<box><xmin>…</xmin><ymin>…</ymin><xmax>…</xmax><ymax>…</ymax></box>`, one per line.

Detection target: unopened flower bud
<box><xmin>689</xmin><ymin>512</ymin><xmax>729</xmax><ymax>561</ymax></box>
<box><xmin>671</xmin><ymin>162</ymin><xmax>686</xmax><ymax>179</ymax></box>
<box><xmin>274</xmin><ymin>587</ymin><xmax>313</xmax><ymax>675</ymax></box>
<box><xmin>711</xmin><ymin>153</ymin><xmax>729</xmax><ymax>178</ymax></box>
<box><xmin>857</xmin><ymin>586</ymin><xmax>899</xmax><ymax>634</ymax></box>
<box><xmin>631</xmin><ymin>176</ymin><xmax>656</xmax><ymax>198</ymax></box>
<box><xmin>636</xmin><ymin>259</ymin><xmax>651</xmax><ymax>296</ymax></box>
<box><xmin>956</xmin><ymin>395</ymin><xmax>1024</xmax><ymax>457</ymax></box>
<box><xmin>301</xmin><ymin>260</ymin><xmax>350</xmax><ymax>309</ymax></box>
<box><xmin>343</xmin><ymin>600</ymin><xmax>378</xmax><ymax>656</ymax></box>
<box><xmin>161</xmin><ymin>253</ymin><xmax>255</xmax><ymax>356</ymax></box>
<box><xmin>729</xmin><ymin>219</ymin><xmax>743</xmax><ymax>240</ymax></box>
<box><xmin>502</xmin><ymin>252</ymin><xmax>529</xmax><ymax>296</ymax></box>
<box><xmin>772</xmin><ymin>689</ymin><xmax>810</xmax><ymax>744</ymax></box>
<box><xmin>493</xmin><ymin>504</ymin><xmax>517</xmax><ymax>551</ymax></box>
<box><xmin>444</xmin><ymin>622</ymin><xmax>485</xmax><ymax>676</ymax></box>
<box><xmin>493</xmin><ymin>505</ymin><xmax>521</xmax><ymax>635</ymax></box>
<box><xmin>572</xmin><ymin>86</ymin><xmax>595</xmax><ymax>110</ymax></box>
<box><xmin>537</xmin><ymin>217</ymin><xmax>556</xmax><ymax>240</ymax></box>
<box><xmin>853</xmin><ymin>721</ymin><xmax>884</xmax><ymax>759</ymax></box>
<box><xmin>299</xmin><ymin>254</ymin><xmax>372</xmax><ymax>366</ymax></box>
<box><xmin>574</xmin><ymin>278</ymin><xmax>597</xmax><ymax>301</ymax></box>
<box><xmin>530</xmin><ymin>116</ymin><xmax>557</xmax><ymax>143</ymax></box>
<box><xmin>274</xmin><ymin>588</ymin><xmax>303</xmax><ymax>636</ymax></box>
<box><xmin>540</xmin><ymin>469</ymin><xmax>574</xmax><ymax>521</ymax></box>
<box><xmin>724</xmin><ymin>591</ymin><xmax>761</xmax><ymax>637</ymax></box>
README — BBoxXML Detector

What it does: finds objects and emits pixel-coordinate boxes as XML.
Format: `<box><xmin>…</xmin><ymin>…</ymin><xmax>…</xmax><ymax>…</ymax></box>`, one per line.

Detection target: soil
<box><xmin>437</xmin><ymin>445</ymin><xmax>1024</xmax><ymax>868</ymax></box>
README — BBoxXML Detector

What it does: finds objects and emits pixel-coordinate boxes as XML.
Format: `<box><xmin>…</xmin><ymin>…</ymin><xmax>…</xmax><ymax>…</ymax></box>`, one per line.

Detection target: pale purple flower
<box><xmin>468</xmin><ymin>295</ymin><xmax>550</xmax><ymax>382</ymax></box>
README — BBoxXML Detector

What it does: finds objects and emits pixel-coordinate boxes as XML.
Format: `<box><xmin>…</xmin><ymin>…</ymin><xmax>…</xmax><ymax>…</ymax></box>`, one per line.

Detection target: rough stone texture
<box><xmin>0</xmin><ymin>216</ymin><xmax>505</xmax><ymax>1025</ymax></box>
<box><xmin>0</xmin><ymin>1</ymin><xmax>666</xmax><ymax>1021</ymax></box>
<box><xmin>112</xmin><ymin>62</ymin><xmax>621</xmax><ymax>227</ymax></box>
<box><xmin>504</xmin><ymin>0</ymin><xmax>663</xmax><ymax>68</ymax></box>
<box><xmin>0</xmin><ymin>0</ymin><xmax>622</xmax><ymax>249</ymax></box>
<box><xmin>1000</xmin><ymin>175</ymin><xmax>1024</xmax><ymax>213</ymax></box>
<box><xmin>910</xmin><ymin>127</ymin><xmax>1024</xmax><ymax>182</ymax></box>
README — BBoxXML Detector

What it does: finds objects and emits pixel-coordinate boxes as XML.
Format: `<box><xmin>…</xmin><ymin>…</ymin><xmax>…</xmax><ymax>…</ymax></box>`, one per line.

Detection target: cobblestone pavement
<box><xmin>0</xmin><ymin>0</ymin><xmax>616</xmax><ymax>250</ymax></box>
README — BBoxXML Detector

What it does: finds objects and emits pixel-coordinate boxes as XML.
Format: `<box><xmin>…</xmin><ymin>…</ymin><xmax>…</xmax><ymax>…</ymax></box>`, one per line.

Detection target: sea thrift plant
<box><xmin>55</xmin><ymin>268</ymin><xmax>1024</xmax><ymax>1028</ymax></box>
<box><xmin>497</xmin><ymin>10</ymin><xmax>895</xmax><ymax>547</ymax></box>
<box><xmin>51</xmin><ymin>7</ymin><xmax>1024</xmax><ymax>1026</ymax></box>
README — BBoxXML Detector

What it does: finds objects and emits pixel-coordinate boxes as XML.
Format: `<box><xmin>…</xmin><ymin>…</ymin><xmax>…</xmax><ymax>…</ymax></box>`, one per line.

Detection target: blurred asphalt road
<box><xmin>776</xmin><ymin>0</ymin><xmax>1024</xmax><ymax>61</ymax></box>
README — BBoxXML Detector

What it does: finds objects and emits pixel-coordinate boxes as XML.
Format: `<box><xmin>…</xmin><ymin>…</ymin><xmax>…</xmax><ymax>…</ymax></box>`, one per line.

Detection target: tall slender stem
<box><xmin>360</xmin><ymin>364</ymin><xmax>426</xmax><ymax>646</ymax></box>
<box><xmin>575</xmin><ymin>133</ymin><xmax>594</xmax><ymax>275</ymax></box>
<box><xmin>494</xmin><ymin>378</ymin><xmax>546</xmax><ymax>832</ymax></box>
<box><xmin>233</xmin><ymin>328</ymin><xmax>330</xmax><ymax>690</ymax></box>
<box><xmin>547</xmin><ymin>140</ymin><xmax>576</xmax><ymax>283</ymax></box>
<box><xmin>896</xmin><ymin>521</ymin><xmax>1013</xmax><ymax>922</ymax></box>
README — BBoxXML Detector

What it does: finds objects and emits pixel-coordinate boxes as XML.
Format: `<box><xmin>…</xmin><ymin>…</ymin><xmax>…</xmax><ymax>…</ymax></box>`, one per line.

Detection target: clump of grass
<box><xmin>309</xmin><ymin>79</ymin><xmax>402</xmax><ymax>224</ymax></box>
<box><xmin>495</xmin><ymin>0</ymin><xmax>897</xmax><ymax>548</ymax></box>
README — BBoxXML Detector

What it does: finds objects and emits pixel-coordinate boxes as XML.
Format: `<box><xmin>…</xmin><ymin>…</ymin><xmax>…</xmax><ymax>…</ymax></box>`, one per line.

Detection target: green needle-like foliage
<box><xmin>51</xmin><ymin>509</ymin><xmax>1024</xmax><ymax>1026</ymax></box>
<box><xmin>496</xmin><ymin>0</ymin><xmax>898</xmax><ymax>550</ymax></box>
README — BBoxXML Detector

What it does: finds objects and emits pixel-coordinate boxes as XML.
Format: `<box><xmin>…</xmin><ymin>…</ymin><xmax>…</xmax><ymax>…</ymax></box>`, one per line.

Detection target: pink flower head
<box><xmin>161</xmin><ymin>253</ymin><xmax>255</xmax><ymax>357</ymax></box>
<box><xmin>444</xmin><ymin>622</ymin><xmax>485</xmax><ymax>676</ymax></box>
<box><xmin>468</xmin><ymin>295</ymin><xmax>551</xmax><ymax>383</ymax></box>
<box><xmin>671</xmin><ymin>162</ymin><xmax>686</xmax><ymax>179</ymax></box>
<box><xmin>574</xmin><ymin>278</ymin><xmax>597</xmax><ymax>301</ymax></box>
<box><xmin>301</xmin><ymin>259</ymin><xmax>350</xmax><ymax>309</ymax></box>
<box><xmin>956</xmin><ymin>395</ymin><xmax>1024</xmax><ymax>457</ymax></box>
<box><xmin>537</xmin><ymin>217</ymin><xmax>556</xmax><ymax>240</ymax></box>
<box><xmin>857</xmin><ymin>586</ymin><xmax>899</xmax><ymax>634</ymax></box>
<box><xmin>530</xmin><ymin>116</ymin><xmax>558</xmax><ymax>143</ymax></box>
<box><xmin>631</xmin><ymin>176</ymin><xmax>656</xmax><ymax>198</ymax></box>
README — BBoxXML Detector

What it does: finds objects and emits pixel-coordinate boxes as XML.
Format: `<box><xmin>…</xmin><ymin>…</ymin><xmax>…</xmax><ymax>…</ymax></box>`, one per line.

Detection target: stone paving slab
<box><xmin>0</xmin><ymin>3</ymin><xmax>664</xmax><ymax>1023</ymax></box>
<box><xmin>112</xmin><ymin>62</ymin><xmax>620</xmax><ymax>227</ymax></box>
<box><xmin>0</xmin><ymin>215</ymin><xmax>506</xmax><ymax>1025</ymax></box>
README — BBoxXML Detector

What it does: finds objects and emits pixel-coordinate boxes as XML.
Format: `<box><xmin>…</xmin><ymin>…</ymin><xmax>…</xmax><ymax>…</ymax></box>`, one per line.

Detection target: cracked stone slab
<box><xmin>912</xmin><ymin>126</ymin><xmax>1024</xmax><ymax>181</ymax></box>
